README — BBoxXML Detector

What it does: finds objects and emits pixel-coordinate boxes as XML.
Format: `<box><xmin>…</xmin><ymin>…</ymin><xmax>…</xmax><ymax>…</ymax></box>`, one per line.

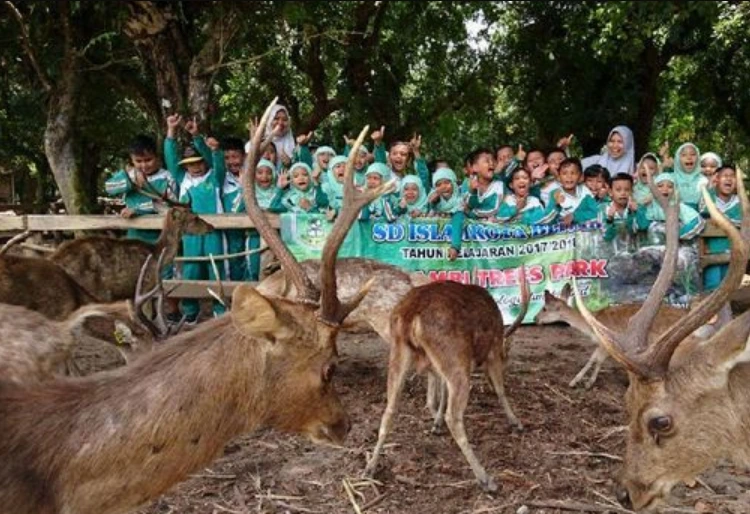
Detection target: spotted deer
<box><xmin>0</xmin><ymin>99</ymin><xmax>391</xmax><ymax>514</ymax></box>
<box><xmin>571</xmin><ymin>167</ymin><xmax>750</xmax><ymax>512</ymax></box>
<box><xmin>363</xmin><ymin>273</ymin><xmax>530</xmax><ymax>492</ymax></box>
<box><xmin>535</xmin><ymin>286</ymin><xmax>729</xmax><ymax>389</ymax></box>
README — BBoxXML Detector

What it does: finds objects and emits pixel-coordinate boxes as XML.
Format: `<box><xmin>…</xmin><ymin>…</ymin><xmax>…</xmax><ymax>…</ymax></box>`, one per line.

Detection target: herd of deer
<box><xmin>1</xmin><ymin>99</ymin><xmax>749</xmax><ymax>513</ymax></box>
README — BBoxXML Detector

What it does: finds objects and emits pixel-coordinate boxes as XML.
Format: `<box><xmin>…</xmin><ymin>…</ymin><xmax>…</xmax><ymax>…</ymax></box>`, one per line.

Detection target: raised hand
<box><xmin>277</xmin><ymin>171</ymin><xmax>290</xmax><ymax>189</ymax></box>
<box><xmin>296</xmin><ymin>131</ymin><xmax>314</xmax><ymax>146</ymax></box>
<box><xmin>166</xmin><ymin>114</ymin><xmax>183</xmax><ymax>138</ymax></box>
<box><xmin>447</xmin><ymin>247</ymin><xmax>458</xmax><ymax>261</ymax></box>
<box><xmin>206</xmin><ymin>137</ymin><xmax>221</xmax><ymax>152</ymax></box>
<box><xmin>557</xmin><ymin>134</ymin><xmax>574</xmax><ymax>149</ymax></box>
<box><xmin>531</xmin><ymin>163</ymin><xmax>549</xmax><ymax>181</ymax></box>
<box><xmin>279</xmin><ymin>150</ymin><xmax>292</xmax><ymax>167</ymax></box>
<box><xmin>184</xmin><ymin>117</ymin><xmax>200</xmax><ymax>136</ymax></box>
<box><xmin>298</xmin><ymin>198</ymin><xmax>312</xmax><ymax>211</ymax></box>
<box><xmin>628</xmin><ymin>198</ymin><xmax>638</xmax><ymax>212</ymax></box>
<box><xmin>371</xmin><ymin>126</ymin><xmax>385</xmax><ymax>145</ymax></box>
<box><xmin>247</xmin><ymin>116</ymin><xmax>259</xmax><ymax>138</ymax></box>
<box><xmin>515</xmin><ymin>144</ymin><xmax>526</xmax><ymax>161</ymax></box>
<box><xmin>343</xmin><ymin>134</ymin><xmax>355</xmax><ymax>147</ymax></box>
<box><xmin>658</xmin><ymin>141</ymin><xmax>670</xmax><ymax>159</ymax></box>
<box><xmin>410</xmin><ymin>133</ymin><xmax>422</xmax><ymax>157</ymax></box>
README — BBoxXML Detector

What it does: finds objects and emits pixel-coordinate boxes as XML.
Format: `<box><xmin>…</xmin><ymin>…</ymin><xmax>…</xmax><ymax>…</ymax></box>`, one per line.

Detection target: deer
<box><xmin>48</xmin><ymin>198</ymin><xmax>214</xmax><ymax>302</ymax></box>
<box><xmin>0</xmin><ymin>254</ymin><xmax>186</xmax><ymax>384</ymax></box>
<box><xmin>363</xmin><ymin>272</ymin><xmax>531</xmax><ymax>492</ymax></box>
<box><xmin>569</xmin><ymin>166</ymin><xmax>750</xmax><ymax>512</ymax></box>
<box><xmin>535</xmin><ymin>286</ymin><xmax>730</xmax><ymax>389</ymax></box>
<box><xmin>0</xmin><ymin>98</ymin><xmax>394</xmax><ymax>514</ymax></box>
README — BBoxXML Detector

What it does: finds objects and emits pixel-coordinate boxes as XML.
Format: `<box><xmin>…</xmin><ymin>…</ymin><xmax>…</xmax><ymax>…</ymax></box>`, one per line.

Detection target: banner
<box><xmin>280</xmin><ymin>214</ymin><xmax>700</xmax><ymax>324</ymax></box>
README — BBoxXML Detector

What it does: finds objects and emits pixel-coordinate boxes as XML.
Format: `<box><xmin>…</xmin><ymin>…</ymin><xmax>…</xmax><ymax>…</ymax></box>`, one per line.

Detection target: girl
<box><xmin>700</xmin><ymin>152</ymin><xmax>723</xmax><ymax>187</ymax></box>
<box><xmin>322</xmin><ymin>155</ymin><xmax>347</xmax><ymax>218</ymax></box>
<box><xmin>634</xmin><ymin>173</ymin><xmax>705</xmax><ymax>241</ymax></box>
<box><xmin>633</xmin><ymin>153</ymin><xmax>661</xmax><ymax>206</ymax></box>
<box><xmin>270</xmin><ymin>162</ymin><xmax>329</xmax><ymax>213</ymax></box>
<box><xmin>427</xmin><ymin>168</ymin><xmax>465</xmax><ymax>261</ymax></box>
<box><xmin>581</xmin><ymin>125</ymin><xmax>635</xmax><ymax>176</ymax></box>
<box><xmin>672</xmin><ymin>142</ymin><xmax>707</xmax><ymax>210</ymax></box>
<box><xmin>497</xmin><ymin>168</ymin><xmax>555</xmax><ymax>224</ymax></box>
<box><xmin>361</xmin><ymin>163</ymin><xmax>397</xmax><ymax>221</ymax></box>
<box><xmin>394</xmin><ymin>175</ymin><xmax>428</xmax><ymax>218</ymax></box>
<box><xmin>374</xmin><ymin>135</ymin><xmax>430</xmax><ymax>190</ymax></box>
<box><xmin>313</xmin><ymin>145</ymin><xmax>336</xmax><ymax>188</ymax></box>
<box><xmin>548</xmin><ymin>158</ymin><xmax>600</xmax><ymax>225</ymax></box>
<box><xmin>699</xmin><ymin>165</ymin><xmax>742</xmax><ymax>291</ymax></box>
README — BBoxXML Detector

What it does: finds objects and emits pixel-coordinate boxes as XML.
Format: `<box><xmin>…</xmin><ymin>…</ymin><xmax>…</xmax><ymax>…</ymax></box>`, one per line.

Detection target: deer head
<box><xmin>128</xmin><ymin>177</ymin><xmax>214</xmax><ymax>236</ymax></box>
<box><xmin>572</xmin><ymin>167</ymin><xmax>750</xmax><ymax>511</ymax></box>
<box><xmin>535</xmin><ymin>285</ymin><xmax>572</xmax><ymax>325</ymax></box>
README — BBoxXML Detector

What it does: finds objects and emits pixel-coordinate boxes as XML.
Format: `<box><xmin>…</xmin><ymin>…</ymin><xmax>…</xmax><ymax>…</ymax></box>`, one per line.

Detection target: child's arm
<box><xmin>572</xmin><ymin>195</ymin><xmax>601</xmax><ymax>224</ymax></box>
<box><xmin>383</xmin><ymin>196</ymin><xmax>399</xmax><ymax>222</ymax></box>
<box><xmin>314</xmin><ymin>185</ymin><xmax>329</xmax><ymax>211</ymax></box>
<box><xmin>679</xmin><ymin>204</ymin><xmax>706</xmax><ymax>240</ymax></box>
<box><xmin>495</xmin><ymin>200</ymin><xmax>517</xmax><ymax>222</ymax></box>
<box><xmin>294</xmin><ymin>132</ymin><xmax>314</xmax><ymax>167</ymax></box>
<box><xmin>164</xmin><ymin>114</ymin><xmax>185</xmax><ymax>184</ymax></box>
<box><xmin>634</xmin><ymin>205</ymin><xmax>651</xmax><ymax>231</ymax></box>
<box><xmin>266</xmin><ymin>189</ymin><xmax>289</xmax><ymax>214</ymax></box>
<box><xmin>105</xmin><ymin>170</ymin><xmax>133</xmax><ymax>196</ymax></box>
<box><xmin>449</xmin><ymin>211</ymin><xmax>465</xmax><ymax>251</ymax></box>
<box><xmin>469</xmin><ymin>187</ymin><xmax>502</xmax><ymax>219</ymax></box>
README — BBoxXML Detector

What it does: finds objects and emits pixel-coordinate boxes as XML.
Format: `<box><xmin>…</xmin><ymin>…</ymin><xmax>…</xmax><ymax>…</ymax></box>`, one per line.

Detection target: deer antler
<box><xmin>125</xmin><ymin>171</ymin><xmax>190</xmax><ymax>210</ymax></box>
<box><xmin>318</xmin><ymin>126</ymin><xmax>396</xmax><ymax>324</ymax></box>
<box><xmin>572</xmin><ymin>167</ymin><xmax>681</xmax><ymax>378</ymax></box>
<box><xmin>134</xmin><ymin>250</ymin><xmax>184</xmax><ymax>339</ymax></box>
<box><xmin>241</xmin><ymin>97</ymin><xmax>319</xmax><ymax>303</ymax></box>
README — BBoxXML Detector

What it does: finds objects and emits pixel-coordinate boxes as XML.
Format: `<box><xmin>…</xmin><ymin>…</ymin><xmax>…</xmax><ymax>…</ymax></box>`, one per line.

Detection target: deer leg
<box><xmin>430</xmin><ymin>373</ymin><xmax>447</xmax><ymax>435</ymax></box>
<box><xmin>569</xmin><ymin>346</ymin><xmax>604</xmax><ymax>388</ymax></box>
<box><xmin>426</xmin><ymin>372</ymin><xmax>438</xmax><ymax>416</ymax></box>
<box><xmin>443</xmin><ymin>373</ymin><xmax>497</xmax><ymax>493</ymax></box>
<box><xmin>485</xmin><ymin>349</ymin><xmax>523</xmax><ymax>431</ymax></box>
<box><xmin>583</xmin><ymin>346</ymin><xmax>608</xmax><ymax>390</ymax></box>
<box><xmin>363</xmin><ymin>341</ymin><xmax>413</xmax><ymax>478</ymax></box>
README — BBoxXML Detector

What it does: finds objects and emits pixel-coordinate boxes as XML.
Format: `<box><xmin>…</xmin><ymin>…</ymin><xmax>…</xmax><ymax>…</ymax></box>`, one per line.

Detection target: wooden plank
<box><xmin>163</xmin><ymin>279</ymin><xmax>258</xmax><ymax>299</ymax></box>
<box><xmin>19</xmin><ymin>213</ymin><xmax>279</xmax><ymax>232</ymax></box>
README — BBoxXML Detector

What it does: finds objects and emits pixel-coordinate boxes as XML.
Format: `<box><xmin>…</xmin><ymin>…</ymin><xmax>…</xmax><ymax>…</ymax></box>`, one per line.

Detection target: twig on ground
<box><xmin>543</xmin><ymin>383</ymin><xmax>575</xmax><ymax>404</ymax></box>
<box><xmin>525</xmin><ymin>500</ymin><xmax>634</xmax><ymax>513</ymax></box>
<box><xmin>342</xmin><ymin>478</ymin><xmax>363</xmax><ymax>514</ymax></box>
<box><xmin>549</xmin><ymin>450</ymin><xmax>623</xmax><ymax>462</ymax></box>
<box><xmin>271</xmin><ymin>501</ymin><xmax>323</xmax><ymax>514</ymax></box>
<box><xmin>190</xmin><ymin>473</ymin><xmax>237</xmax><ymax>480</ymax></box>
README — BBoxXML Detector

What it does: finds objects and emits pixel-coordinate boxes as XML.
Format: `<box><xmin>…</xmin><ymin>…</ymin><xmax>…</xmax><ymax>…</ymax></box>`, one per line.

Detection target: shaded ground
<box><xmin>83</xmin><ymin>324</ymin><xmax>747</xmax><ymax>514</ymax></box>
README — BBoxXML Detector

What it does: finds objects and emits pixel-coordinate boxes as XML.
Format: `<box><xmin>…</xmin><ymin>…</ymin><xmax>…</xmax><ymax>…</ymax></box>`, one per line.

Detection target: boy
<box><xmin>164</xmin><ymin>114</ymin><xmax>226</xmax><ymax>321</ymax></box>
<box><xmin>603</xmin><ymin>173</ymin><xmax>638</xmax><ymax>242</ymax></box>
<box><xmin>216</xmin><ymin>136</ymin><xmax>250</xmax><ymax>282</ymax></box>
<box><xmin>549</xmin><ymin>158</ymin><xmax>599</xmax><ymax>226</ymax></box>
<box><xmin>466</xmin><ymin>148</ymin><xmax>504</xmax><ymax>219</ymax></box>
<box><xmin>105</xmin><ymin>135</ymin><xmax>177</xmax><ymax>244</ymax></box>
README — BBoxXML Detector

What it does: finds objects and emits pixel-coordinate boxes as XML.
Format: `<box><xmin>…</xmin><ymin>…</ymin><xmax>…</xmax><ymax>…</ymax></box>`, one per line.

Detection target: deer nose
<box><xmin>615</xmin><ymin>486</ymin><xmax>632</xmax><ymax>509</ymax></box>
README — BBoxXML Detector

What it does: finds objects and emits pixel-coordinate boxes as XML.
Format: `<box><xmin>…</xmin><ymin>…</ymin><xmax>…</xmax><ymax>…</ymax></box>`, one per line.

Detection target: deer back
<box><xmin>0</xmin><ymin>255</ymin><xmax>98</xmax><ymax>320</ymax></box>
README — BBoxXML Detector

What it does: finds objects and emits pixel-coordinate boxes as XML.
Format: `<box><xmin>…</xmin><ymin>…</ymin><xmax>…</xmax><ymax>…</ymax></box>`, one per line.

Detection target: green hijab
<box><xmin>672</xmin><ymin>142</ymin><xmax>703</xmax><ymax>206</ymax></box>
<box><xmin>645</xmin><ymin>173</ymin><xmax>702</xmax><ymax>226</ymax></box>
<box><xmin>255</xmin><ymin>158</ymin><xmax>278</xmax><ymax>209</ymax></box>
<box><xmin>324</xmin><ymin>155</ymin><xmax>347</xmax><ymax>211</ymax></box>
<box><xmin>431</xmin><ymin>168</ymin><xmax>462</xmax><ymax>214</ymax></box>
<box><xmin>633</xmin><ymin>153</ymin><xmax>661</xmax><ymax>205</ymax></box>
<box><xmin>398</xmin><ymin>175</ymin><xmax>428</xmax><ymax>214</ymax></box>
<box><xmin>283</xmin><ymin>162</ymin><xmax>318</xmax><ymax>210</ymax></box>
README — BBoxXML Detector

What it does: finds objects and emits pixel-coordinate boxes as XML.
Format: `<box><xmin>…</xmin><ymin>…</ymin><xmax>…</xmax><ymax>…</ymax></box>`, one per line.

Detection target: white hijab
<box><xmin>582</xmin><ymin>125</ymin><xmax>635</xmax><ymax>176</ymax></box>
<box><xmin>245</xmin><ymin>104</ymin><xmax>296</xmax><ymax>168</ymax></box>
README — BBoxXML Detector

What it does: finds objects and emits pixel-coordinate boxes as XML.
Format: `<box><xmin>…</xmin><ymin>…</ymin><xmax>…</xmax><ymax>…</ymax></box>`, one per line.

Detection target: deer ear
<box><xmin>231</xmin><ymin>285</ymin><xmax>281</xmax><ymax>336</ymax></box>
<box><xmin>544</xmin><ymin>290</ymin><xmax>554</xmax><ymax>302</ymax></box>
<box><xmin>694</xmin><ymin>310</ymin><xmax>750</xmax><ymax>384</ymax></box>
<box><xmin>560</xmin><ymin>283</ymin><xmax>572</xmax><ymax>300</ymax></box>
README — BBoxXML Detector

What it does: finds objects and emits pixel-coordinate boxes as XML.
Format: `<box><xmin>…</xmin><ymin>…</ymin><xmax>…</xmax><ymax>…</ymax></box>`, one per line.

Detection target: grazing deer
<box><xmin>48</xmin><ymin>202</ymin><xmax>213</xmax><ymax>302</ymax></box>
<box><xmin>571</xmin><ymin>168</ymin><xmax>750</xmax><ymax>512</ymax></box>
<box><xmin>363</xmin><ymin>274</ymin><xmax>530</xmax><ymax>492</ymax></box>
<box><xmin>0</xmin><ymin>99</ymin><xmax>392</xmax><ymax>514</ymax></box>
<box><xmin>535</xmin><ymin>286</ymin><xmax>729</xmax><ymax>389</ymax></box>
<box><xmin>0</xmin><ymin>254</ymin><xmax>100</xmax><ymax>320</ymax></box>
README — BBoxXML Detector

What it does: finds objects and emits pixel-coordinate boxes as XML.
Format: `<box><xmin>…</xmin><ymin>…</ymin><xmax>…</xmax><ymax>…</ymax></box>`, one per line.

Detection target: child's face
<box><xmin>716</xmin><ymin>169</ymin><xmax>737</xmax><ymax>198</ymax></box>
<box><xmin>511</xmin><ymin>170</ymin><xmax>531</xmax><ymax>197</ymax></box>
<box><xmin>317</xmin><ymin>152</ymin><xmax>332</xmax><ymax>168</ymax></box>
<box><xmin>390</xmin><ymin>144</ymin><xmax>410</xmax><ymax>172</ymax></box>
<box><xmin>559</xmin><ymin>164</ymin><xmax>581</xmax><ymax>192</ymax></box>
<box><xmin>256</xmin><ymin>166</ymin><xmax>273</xmax><ymax>188</ymax></box>
<box><xmin>472</xmin><ymin>153</ymin><xmax>493</xmax><ymax>181</ymax></box>
<box><xmin>131</xmin><ymin>151</ymin><xmax>160</xmax><ymax>175</ymax></box>
<box><xmin>403</xmin><ymin>183</ymin><xmax>419</xmax><ymax>203</ymax></box>
<box><xmin>547</xmin><ymin>151</ymin><xmax>565</xmax><ymax>177</ymax></box>
<box><xmin>637</xmin><ymin>159</ymin><xmax>658</xmax><ymax>184</ymax></box>
<box><xmin>607</xmin><ymin>132</ymin><xmax>625</xmax><ymax>159</ymax></box>
<box><xmin>657</xmin><ymin>181</ymin><xmax>674</xmax><ymax>198</ymax></box>
<box><xmin>497</xmin><ymin>147</ymin><xmax>514</xmax><ymax>169</ymax></box>
<box><xmin>585</xmin><ymin>176</ymin><xmax>604</xmax><ymax>195</ymax></box>
<box><xmin>366</xmin><ymin>173</ymin><xmax>383</xmax><ymax>189</ymax></box>
<box><xmin>355</xmin><ymin>152</ymin><xmax>367</xmax><ymax>170</ymax></box>
<box><xmin>224</xmin><ymin>150</ymin><xmax>245</xmax><ymax>176</ymax></box>
<box><xmin>524</xmin><ymin>151</ymin><xmax>545</xmax><ymax>172</ymax></box>
<box><xmin>701</xmin><ymin>158</ymin><xmax>719</xmax><ymax>179</ymax></box>
<box><xmin>272</xmin><ymin>111</ymin><xmax>289</xmax><ymax>135</ymax></box>
<box><xmin>292</xmin><ymin>168</ymin><xmax>310</xmax><ymax>190</ymax></box>
<box><xmin>263</xmin><ymin>146</ymin><xmax>277</xmax><ymax>163</ymax></box>
<box><xmin>333</xmin><ymin>163</ymin><xmax>346</xmax><ymax>183</ymax></box>
<box><xmin>610</xmin><ymin>179</ymin><xmax>632</xmax><ymax>207</ymax></box>
<box><xmin>436</xmin><ymin>179</ymin><xmax>454</xmax><ymax>199</ymax></box>
<box><xmin>186</xmin><ymin>161</ymin><xmax>208</xmax><ymax>177</ymax></box>
<box><xmin>679</xmin><ymin>146</ymin><xmax>698</xmax><ymax>173</ymax></box>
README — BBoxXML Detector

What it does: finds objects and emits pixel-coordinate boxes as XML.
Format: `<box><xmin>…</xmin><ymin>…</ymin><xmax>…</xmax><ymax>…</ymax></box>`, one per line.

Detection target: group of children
<box><xmin>108</xmin><ymin>112</ymin><xmax>741</xmax><ymax>320</ymax></box>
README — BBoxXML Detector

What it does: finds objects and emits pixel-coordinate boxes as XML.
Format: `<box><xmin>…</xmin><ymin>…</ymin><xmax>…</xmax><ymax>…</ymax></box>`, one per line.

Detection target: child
<box><xmin>494</xmin><ymin>144</ymin><xmax>519</xmax><ymax>179</ymax></box>
<box><xmin>497</xmin><ymin>168</ymin><xmax>555</xmax><ymax>225</ymax></box>
<box><xmin>270</xmin><ymin>162</ymin><xmax>329</xmax><ymax>213</ymax></box>
<box><xmin>216</xmin><ymin>137</ymin><xmax>248</xmax><ymax>282</ymax></box>
<box><xmin>549</xmin><ymin>158</ymin><xmax>600</xmax><ymax>225</ymax></box>
<box><xmin>394</xmin><ymin>175</ymin><xmax>428</xmax><ymax>218</ymax></box>
<box><xmin>427</xmin><ymin>168</ymin><xmax>465</xmax><ymax>261</ymax></box>
<box><xmin>699</xmin><ymin>165</ymin><xmax>742</xmax><ymax>291</ymax></box>
<box><xmin>634</xmin><ymin>173</ymin><xmax>705</xmax><ymax>241</ymax></box>
<box><xmin>602</xmin><ymin>173</ymin><xmax>638</xmax><ymax>243</ymax></box>
<box><xmin>374</xmin><ymin>134</ymin><xmax>430</xmax><ymax>190</ymax></box>
<box><xmin>671</xmin><ymin>142</ymin><xmax>707</xmax><ymax>210</ymax></box>
<box><xmin>361</xmin><ymin>163</ymin><xmax>397</xmax><ymax>221</ymax></box>
<box><xmin>105</xmin><ymin>134</ymin><xmax>177</xmax><ymax>244</ymax></box>
<box><xmin>546</xmin><ymin>147</ymin><xmax>567</xmax><ymax>178</ymax></box>
<box><xmin>583</xmin><ymin>164</ymin><xmax>611</xmax><ymax>203</ymax></box>
<box><xmin>700</xmin><ymin>152</ymin><xmax>723</xmax><ymax>188</ymax></box>
<box><xmin>164</xmin><ymin>114</ymin><xmax>226</xmax><ymax>321</ymax></box>
<box><xmin>322</xmin><ymin>155</ymin><xmax>347</xmax><ymax>219</ymax></box>
<box><xmin>313</xmin><ymin>145</ymin><xmax>336</xmax><ymax>185</ymax></box>
<box><xmin>534</xmin><ymin>147</ymin><xmax>566</xmax><ymax>206</ymax></box>
<box><xmin>466</xmin><ymin>149</ymin><xmax>504</xmax><ymax>219</ymax></box>
<box><xmin>633</xmin><ymin>153</ymin><xmax>661</xmax><ymax>206</ymax></box>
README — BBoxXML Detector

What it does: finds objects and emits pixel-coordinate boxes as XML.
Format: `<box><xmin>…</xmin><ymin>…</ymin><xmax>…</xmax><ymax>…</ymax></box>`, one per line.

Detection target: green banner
<box><xmin>280</xmin><ymin>214</ymin><xmax>700</xmax><ymax>324</ymax></box>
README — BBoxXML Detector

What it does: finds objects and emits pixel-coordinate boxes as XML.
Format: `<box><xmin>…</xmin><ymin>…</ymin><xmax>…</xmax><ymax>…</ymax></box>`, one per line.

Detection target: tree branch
<box><xmin>3</xmin><ymin>0</ymin><xmax>53</xmax><ymax>92</ymax></box>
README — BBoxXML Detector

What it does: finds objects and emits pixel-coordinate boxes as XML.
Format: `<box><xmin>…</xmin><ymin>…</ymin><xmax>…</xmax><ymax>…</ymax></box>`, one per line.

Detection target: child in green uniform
<box><xmin>216</xmin><ymin>137</ymin><xmax>248</xmax><ymax>281</ymax></box>
<box><xmin>105</xmin><ymin>135</ymin><xmax>177</xmax><ymax>244</ymax></box>
<box><xmin>634</xmin><ymin>173</ymin><xmax>705</xmax><ymax>241</ymax></box>
<box><xmin>270</xmin><ymin>162</ymin><xmax>329</xmax><ymax>213</ymax></box>
<box><xmin>373</xmin><ymin>135</ymin><xmax>430</xmax><ymax>190</ymax></box>
<box><xmin>497</xmin><ymin>168</ymin><xmax>555</xmax><ymax>225</ymax></box>
<box><xmin>633</xmin><ymin>153</ymin><xmax>661</xmax><ymax>207</ymax></box>
<box><xmin>322</xmin><ymin>155</ymin><xmax>347</xmax><ymax>220</ymax></box>
<box><xmin>671</xmin><ymin>142</ymin><xmax>708</xmax><ymax>210</ymax></box>
<box><xmin>361</xmin><ymin>163</ymin><xmax>397</xmax><ymax>221</ymax></box>
<box><xmin>699</xmin><ymin>165</ymin><xmax>742</xmax><ymax>290</ymax></box>
<box><xmin>548</xmin><ymin>158</ymin><xmax>600</xmax><ymax>225</ymax></box>
<box><xmin>164</xmin><ymin>114</ymin><xmax>226</xmax><ymax>321</ymax></box>
<box><xmin>466</xmin><ymin>149</ymin><xmax>505</xmax><ymax>219</ymax></box>
<box><xmin>393</xmin><ymin>175</ymin><xmax>429</xmax><ymax>219</ymax></box>
<box><xmin>427</xmin><ymin>168</ymin><xmax>465</xmax><ymax>260</ymax></box>
<box><xmin>583</xmin><ymin>164</ymin><xmax>611</xmax><ymax>204</ymax></box>
<box><xmin>602</xmin><ymin>173</ymin><xmax>638</xmax><ymax>243</ymax></box>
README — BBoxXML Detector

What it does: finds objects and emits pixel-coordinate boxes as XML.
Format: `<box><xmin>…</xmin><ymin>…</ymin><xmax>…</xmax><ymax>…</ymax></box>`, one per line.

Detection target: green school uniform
<box><xmin>467</xmin><ymin>179</ymin><xmax>505</xmax><ymax>219</ymax></box>
<box><xmin>699</xmin><ymin>190</ymin><xmax>742</xmax><ymax>290</ymax></box>
<box><xmin>497</xmin><ymin>195</ymin><xmax>556</xmax><ymax>225</ymax></box>
<box><xmin>548</xmin><ymin>185</ymin><xmax>600</xmax><ymax>224</ymax></box>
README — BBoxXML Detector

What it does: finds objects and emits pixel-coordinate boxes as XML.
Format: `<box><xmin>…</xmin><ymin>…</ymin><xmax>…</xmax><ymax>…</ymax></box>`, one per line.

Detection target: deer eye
<box><xmin>648</xmin><ymin>415</ymin><xmax>673</xmax><ymax>438</ymax></box>
<box><xmin>322</xmin><ymin>363</ymin><xmax>336</xmax><ymax>384</ymax></box>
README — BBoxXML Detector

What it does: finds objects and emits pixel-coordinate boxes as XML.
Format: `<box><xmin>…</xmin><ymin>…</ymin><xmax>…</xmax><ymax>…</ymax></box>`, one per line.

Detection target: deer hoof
<box><xmin>479</xmin><ymin>476</ymin><xmax>498</xmax><ymax>493</ymax></box>
<box><xmin>430</xmin><ymin>422</ymin><xmax>445</xmax><ymax>435</ymax></box>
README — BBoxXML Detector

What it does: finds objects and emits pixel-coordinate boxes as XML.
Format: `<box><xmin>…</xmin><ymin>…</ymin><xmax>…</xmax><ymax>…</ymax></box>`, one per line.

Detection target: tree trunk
<box><xmin>632</xmin><ymin>41</ymin><xmax>664</xmax><ymax>158</ymax></box>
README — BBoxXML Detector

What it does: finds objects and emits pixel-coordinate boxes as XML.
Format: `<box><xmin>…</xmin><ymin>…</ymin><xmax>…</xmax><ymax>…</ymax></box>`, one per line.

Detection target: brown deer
<box><xmin>48</xmin><ymin>202</ymin><xmax>213</xmax><ymax>302</ymax></box>
<box><xmin>535</xmin><ymin>286</ymin><xmax>729</xmax><ymax>389</ymax></box>
<box><xmin>0</xmin><ymin>99</ymin><xmax>392</xmax><ymax>514</ymax></box>
<box><xmin>363</xmin><ymin>273</ymin><xmax>530</xmax><ymax>492</ymax></box>
<box><xmin>571</xmin><ymin>167</ymin><xmax>750</xmax><ymax>512</ymax></box>
<box><xmin>0</xmin><ymin>254</ymin><xmax>100</xmax><ymax>320</ymax></box>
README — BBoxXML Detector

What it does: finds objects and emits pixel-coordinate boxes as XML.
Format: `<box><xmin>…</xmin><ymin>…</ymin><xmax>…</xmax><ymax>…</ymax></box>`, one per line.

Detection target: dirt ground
<box><xmin>83</xmin><ymin>324</ymin><xmax>749</xmax><ymax>514</ymax></box>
